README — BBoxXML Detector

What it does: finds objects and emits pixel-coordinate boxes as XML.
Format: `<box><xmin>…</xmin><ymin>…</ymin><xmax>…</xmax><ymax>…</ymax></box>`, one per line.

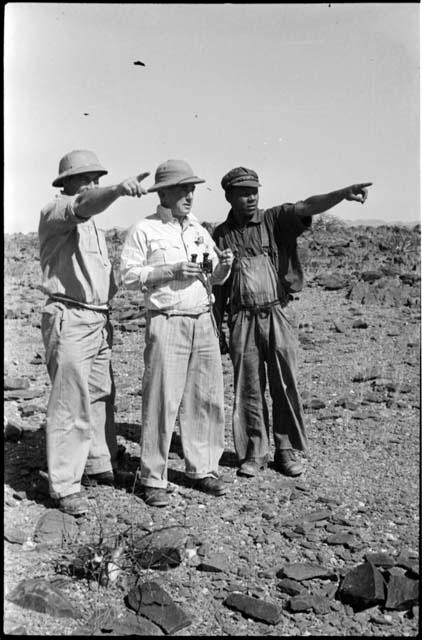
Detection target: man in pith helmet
<box><xmin>39</xmin><ymin>149</ymin><xmax>150</xmax><ymax>516</ymax></box>
<box><xmin>213</xmin><ymin>166</ymin><xmax>372</xmax><ymax>479</ymax></box>
<box><xmin>120</xmin><ymin>159</ymin><xmax>234</xmax><ymax>507</ymax></box>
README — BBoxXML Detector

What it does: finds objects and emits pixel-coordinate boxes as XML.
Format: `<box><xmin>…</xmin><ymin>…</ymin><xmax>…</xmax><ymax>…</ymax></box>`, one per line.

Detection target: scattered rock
<box><xmin>332</xmin><ymin>319</ymin><xmax>346</xmax><ymax>333</ymax></box>
<box><xmin>224</xmin><ymin>592</ymin><xmax>282</xmax><ymax>624</ymax></box>
<box><xmin>289</xmin><ymin>594</ymin><xmax>331</xmax><ymax>614</ymax></box>
<box><xmin>73</xmin><ymin>608</ymin><xmax>163</xmax><ymax>636</ymax></box>
<box><xmin>7</xmin><ymin>578</ymin><xmax>82</xmax><ymax>618</ymax></box>
<box><xmin>20</xmin><ymin>403</ymin><xmax>40</xmax><ymax>417</ymax></box>
<box><xmin>198</xmin><ymin>552</ymin><xmax>230</xmax><ymax>573</ymax></box>
<box><xmin>395</xmin><ymin>552</ymin><xmax>419</xmax><ymax>576</ymax></box>
<box><xmin>385</xmin><ymin>574</ymin><xmax>419</xmax><ymax>611</ymax></box>
<box><xmin>334</xmin><ymin>397</ymin><xmax>360</xmax><ymax>410</ymax></box>
<box><xmin>369</xmin><ymin>611</ymin><xmax>394</xmax><ymax>625</ymax></box>
<box><xmin>318</xmin><ymin>274</ymin><xmax>349</xmax><ymax>290</ymax></box>
<box><xmin>352</xmin><ymin>319</ymin><xmax>368</xmax><ymax>329</ymax></box>
<box><xmin>4</xmin><ymin>526</ymin><xmax>28</xmax><ymax>545</ymax></box>
<box><xmin>385</xmin><ymin>382</ymin><xmax>412</xmax><ymax>394</ymax></box>
<box><xmin>325</xmin><ymin>533</ymin><xmax>357</xmax><ymax>548</ymax></box>
<box><xmin>294</xmin><ymin>521</ymin><xmax>315</xmax><ymax>535</ymax></box>
<box><xmin>352</xmin><ymin>366</ymin><xmax>383</xmax><ymax>381</ymax></box>
<box><xmin>125</xmin><ymin>581</ymin><xmax>192</xmax><ymax>634</ymax></box>
<box><xmin>364</xmin><ymin>552</ymin><xmax>395</xmax><ymax>568</ymax></box>
<box><xmin>3</xmin><ymin>618</ymin><xmax>28</xmax><ymax>635</ymax></box>
<box><xmin>4</xmin><ymin>389</ymin><xmax>45</xmax><ymax>401</ymax></box>
<box><xmin>317</xmin><ymin>494</ymin><xmax>342</xmax><ymax>506</ymax></box>
<box><xmin>361</xmin><ymin>270</ymin><xmax>383</xmax><ymax>282</ymax></box>
<box><xmin>34</xmin><ymin>510</ymin><xmax>79</xmax><ymax>546</ymax></box>
<box><xmin>302</xmin><ymin>397</ymin><xmax>326</xmax><ymax>410</ymax></box>
<box><xmin>399</xmin><ymin>273</ymin><xmax>420</xmax><ymax>285</ymax></box>
<box><xmin>132</xmin><ymin>526</ymin><xmax>188</xmax><ymax>570</ymax></box>
<box><xmin>339</xmin><ymin>562</ymin><xmax>386</xmax><ymax>610</ymax></box>
<box><xmin>304</xmin><ymin>508</ymin><xmax>332</xmax><ymax>522</ymax></box>
<box><xmin>277</xmin><ymin>578</ymin><xmax>307</xmax><ymax>596</ymax></box>
<box><xmin>4</xmin><ymin>376</ymin><xmax>30</xmax><ymax>390</ymax></box>
<box><xmin>277</xmin><ymin>562</ymin><xmax>337</xmax><ymax>582</ymax></box>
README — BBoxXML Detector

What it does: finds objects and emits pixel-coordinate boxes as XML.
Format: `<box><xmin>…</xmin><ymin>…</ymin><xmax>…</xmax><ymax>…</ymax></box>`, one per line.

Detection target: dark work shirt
<box><xmin>212</xmin><ymin>204</ymin><xmax>311</xmax><ymax>323</ymax></box>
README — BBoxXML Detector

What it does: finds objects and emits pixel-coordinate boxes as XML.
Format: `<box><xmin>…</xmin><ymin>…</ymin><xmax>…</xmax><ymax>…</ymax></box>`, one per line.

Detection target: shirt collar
<box><xmin>157</xmin><ymin>205</ymin><xmax>197</xmax><ymax>226</ymax></box>
<box><xmin>226</xmin><ymin>208</ymin><xmax>263</xmax><ymax>227</ymax></box>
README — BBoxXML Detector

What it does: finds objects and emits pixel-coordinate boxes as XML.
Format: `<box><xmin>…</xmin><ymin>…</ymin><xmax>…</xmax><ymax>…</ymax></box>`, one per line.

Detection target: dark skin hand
<box><xmin>297</xmin><ymin>182</ymin><xmax>373</xmax><ymax>217</ymax></box>
<box><xmin>225</xmin><ymin>182</ymin><xmax>373</xmax><ymax>223</ymax></box>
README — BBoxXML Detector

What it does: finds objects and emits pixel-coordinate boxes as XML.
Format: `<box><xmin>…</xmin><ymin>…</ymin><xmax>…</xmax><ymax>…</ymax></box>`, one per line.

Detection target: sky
<box><xmin>4</xmin><ymin>2</ymin><xmax>420</xmax><ymax>234</ymax></box>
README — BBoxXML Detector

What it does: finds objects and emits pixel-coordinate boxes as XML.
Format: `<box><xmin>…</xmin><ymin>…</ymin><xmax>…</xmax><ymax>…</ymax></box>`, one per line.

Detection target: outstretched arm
<box><xmin>74</xmin><ymin>172</ymin><xmax>150</xmax><ymax>218</ymax></box>
<box><xmin>295</xmin><ymin>182</ymin><xmax>373</xmax><ymax>217</ymax></box>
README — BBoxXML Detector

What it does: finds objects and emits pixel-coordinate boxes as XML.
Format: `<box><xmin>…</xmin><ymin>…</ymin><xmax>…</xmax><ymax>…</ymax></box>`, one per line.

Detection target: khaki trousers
<box><xmin>229</xmin><ymin>304</ymin><xmax>308</xmax><ymax>464</ymax></box>
<box><xmin>41</xmin><ymin>300</ymin><xmax>117</xmax><ymax>498</ymax></box>
<box><xmin>140</xmin><ymin>312</ymin><xmax>225</xmax><ymax>488</ymax></box>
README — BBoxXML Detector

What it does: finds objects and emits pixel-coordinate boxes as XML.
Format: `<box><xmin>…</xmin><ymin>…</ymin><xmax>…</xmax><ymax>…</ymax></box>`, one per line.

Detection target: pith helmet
<box><xmin>147</xmin><ymin>159</ymin><xmax>205</xmax><ymax>192</ymax></box>
<box><xmin>52</xmin><ymin>150</ymin><xmax>108</xmax><ymax>187</ymax></box>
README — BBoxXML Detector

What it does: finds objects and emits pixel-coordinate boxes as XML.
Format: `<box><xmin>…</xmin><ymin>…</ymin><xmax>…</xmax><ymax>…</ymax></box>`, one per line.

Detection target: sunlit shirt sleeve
<box><xmin>120</xmin><ymin>224</ymin><xmax>155</xmax><ymax>290</ymax></box>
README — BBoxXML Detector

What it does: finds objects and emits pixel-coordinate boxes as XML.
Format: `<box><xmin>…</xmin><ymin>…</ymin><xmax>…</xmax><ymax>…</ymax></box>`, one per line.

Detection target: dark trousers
<box><xmin>229</xmin><ymin>304</ymin><xmax>308</xmax><ymax>464</ymax></box>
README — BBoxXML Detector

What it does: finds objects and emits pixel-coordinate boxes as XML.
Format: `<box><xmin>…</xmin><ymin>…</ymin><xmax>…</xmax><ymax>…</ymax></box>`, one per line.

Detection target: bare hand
<box><xmin>344</xmin><ymin>182</ymin><xmax>373</xmax><ymax>204</ymax></box>
<box><xmin>214</xmin><ymin>246</ymin><xmax>234</xmax><ymax>267</ymax></box>
<box><xmin>118</xmin><ymin>172</ymin><xmax>150</xmax><ymax>198</ymax></box>
<box><xmin>172</xmin><ymin>261</ymin><xmax>202</xmax><ymax>281</ymax></box>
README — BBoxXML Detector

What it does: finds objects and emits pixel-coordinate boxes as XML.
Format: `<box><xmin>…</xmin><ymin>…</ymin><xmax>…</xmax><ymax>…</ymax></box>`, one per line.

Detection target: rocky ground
<box><xmin>3</xmin><ymin>217</ymin><xmax>420</xmax><ymax>636</ymax></box>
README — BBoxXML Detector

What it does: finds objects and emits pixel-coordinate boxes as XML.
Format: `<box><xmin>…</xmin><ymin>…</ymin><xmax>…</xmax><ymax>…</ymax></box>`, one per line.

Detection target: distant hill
<box><xmin>343</xmin><ymin>218</ymin><xmax>420</xmax><ymax>227</ymax></box>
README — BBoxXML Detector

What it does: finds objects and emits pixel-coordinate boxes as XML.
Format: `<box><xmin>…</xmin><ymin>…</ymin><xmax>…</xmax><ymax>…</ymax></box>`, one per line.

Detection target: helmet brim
<box><xmin>148</xmin><ymin>176</ymin><xmax>205</xmax><ymax>192</ymax></box>
<box><xmin>52</xmin><ymin>166</ymin><xmax>108</xmax><ymax>188</ymax></box>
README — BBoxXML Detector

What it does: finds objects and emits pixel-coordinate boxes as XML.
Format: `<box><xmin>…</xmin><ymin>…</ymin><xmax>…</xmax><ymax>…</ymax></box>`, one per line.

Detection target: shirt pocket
<box><xmin>148</xmin><ymin>238</ymin><xmax>183</xmax><ymax>265</ymax></box>
<box><xmin>77</xmin><ymin>222</ymin><xmax>100</xmax><ymax>254</ymax></box>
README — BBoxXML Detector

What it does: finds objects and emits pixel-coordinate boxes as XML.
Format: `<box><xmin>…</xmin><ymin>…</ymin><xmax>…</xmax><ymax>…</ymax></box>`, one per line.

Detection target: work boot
<box><xmin>142</xmin><ymin>487</ymin><xmax>169</xmax><ymax>507</ymax></box>
<box><xmin>237</xmin><ymin>459</ymin><xmax>267</xmax><ymax>478</ymax></box>
<box><xmin>58</xmin><ymin>492</ymin><xmax>89</xmax><ymax>517</ymax></box>
<box><xmin>274</xmin><ymin>449</ymin><xmax>304</xmax><ymax>477</ymax></box>
<box><xmin>189</xmin><ymin>476</ymin><xmax>226</xmax><ymax>496</ymax></box>
<box><xmin>81</xmin><ymin>470</ymin><xmax>115</xmax><ymax>487</ymax></box>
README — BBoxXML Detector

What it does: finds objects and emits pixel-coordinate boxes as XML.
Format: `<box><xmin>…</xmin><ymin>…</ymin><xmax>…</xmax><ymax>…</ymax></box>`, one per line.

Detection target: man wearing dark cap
<box><xmin>213</xmin><ymin>167</ymin><xmax>372</xmax><ymax>478</ymax></box>
<box><xmin>120</xmin><ymin>159</ymin><xmax>234</xmax><ymax>507</ymax></box>
<box><xmin>39</xmin><ymin>149</ymin><xmax>150</xmax><ymax>516</ymax></box>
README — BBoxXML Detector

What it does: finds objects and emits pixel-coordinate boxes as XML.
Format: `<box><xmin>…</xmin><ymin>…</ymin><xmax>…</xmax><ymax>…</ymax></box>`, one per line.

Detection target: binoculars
<box><xmin>191</xmin><ymin>252</ymin><xmax>213</xmax><ymax>274</ymax></box>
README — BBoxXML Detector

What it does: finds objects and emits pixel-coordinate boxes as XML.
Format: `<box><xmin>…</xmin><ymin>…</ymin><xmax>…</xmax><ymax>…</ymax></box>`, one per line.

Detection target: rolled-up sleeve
<box><xmin>41</xmin><ymin>195</ymin><xmax>87</xmax><ymax>228</ymax></box>
<box><xmin>120</xmin><ymin>225</ymin><xmax>154</xmax><ymax>290</ymax></box>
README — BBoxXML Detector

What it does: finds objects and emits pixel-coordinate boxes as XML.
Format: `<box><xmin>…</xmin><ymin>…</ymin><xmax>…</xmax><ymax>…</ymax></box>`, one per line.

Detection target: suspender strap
<box><xmin>259</xmin><ymin>218</ymin><xmax>270</xmax><ymax>253</ymax></box>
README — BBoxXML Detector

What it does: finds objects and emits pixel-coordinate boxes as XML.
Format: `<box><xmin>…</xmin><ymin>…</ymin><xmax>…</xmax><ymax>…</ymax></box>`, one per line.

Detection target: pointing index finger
<box><xmin>136</xmin><ymin>172</ymin><xmax>150</xmax><ymax>183</ymax></box>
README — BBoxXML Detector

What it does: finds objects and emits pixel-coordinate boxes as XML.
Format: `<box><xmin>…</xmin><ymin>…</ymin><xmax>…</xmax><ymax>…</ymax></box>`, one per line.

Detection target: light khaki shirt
<box><xmin>120</xmin><ymin>205</ymin><xmax>227</xmax><ymax>312</ymax></box>
<box><xmin>38</xmin><ymin>194</ymin><xmax>117</xmax><ymax>308</ymax></box>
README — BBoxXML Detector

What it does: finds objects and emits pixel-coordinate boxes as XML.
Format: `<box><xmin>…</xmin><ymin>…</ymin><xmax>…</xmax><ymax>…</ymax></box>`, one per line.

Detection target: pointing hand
<box><xmin>118</xmin><ymin>172</ymin><xmax>150</xmax><ymax>197</ymax></box>
<box><xmin>214</xmin><ymin>246</ymin><xmax>234</xmax><ymax>267</ymax></box>
<box><xmin>344</xmin><ymin>182</ymin><xmax>373</xmax><ymax>204</ymax></box>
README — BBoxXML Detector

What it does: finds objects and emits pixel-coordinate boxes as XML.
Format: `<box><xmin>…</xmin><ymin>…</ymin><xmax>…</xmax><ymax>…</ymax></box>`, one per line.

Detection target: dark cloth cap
<box><xmin>221</xmin><ymin>166</ymin><xmax>261</xmax><ymax>191</ymax></box>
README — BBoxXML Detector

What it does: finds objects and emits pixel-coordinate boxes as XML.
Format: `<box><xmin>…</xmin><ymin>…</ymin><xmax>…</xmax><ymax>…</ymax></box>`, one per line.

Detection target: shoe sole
<box><xmin>237</xmin><ymin>463</ymin><xmax>267</xmax><ymax>478</ymax></box>
<box><xmin>275</xmin><ymin>465</ymin><xmax>303</xmax><ymax>477</ymax></box>
<box><xmin>195</xmin><ymin>487</ymin><xmax>226</xmax><ymax>496</ymax></box>
<box><xmin>237</xmin><ymin>469</ymin><xmax>257</xmax><ymax>477</ymax></box>
<box><xmin>58</xmin><ymin>505</ymin><xmax>88</xmax><ymax>516</ymax></box>
<box><xmin>143</xmin><ymin>498</ymin><xmax>169</xmax><ymax>507</ymax></box>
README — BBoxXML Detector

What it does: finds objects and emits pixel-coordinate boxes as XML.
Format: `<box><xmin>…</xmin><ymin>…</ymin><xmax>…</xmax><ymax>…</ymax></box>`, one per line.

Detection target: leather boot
<box><xmin>274</xmin><ymin>449</ymin><xmax>304</xmax><ymax>477</ymax></box>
